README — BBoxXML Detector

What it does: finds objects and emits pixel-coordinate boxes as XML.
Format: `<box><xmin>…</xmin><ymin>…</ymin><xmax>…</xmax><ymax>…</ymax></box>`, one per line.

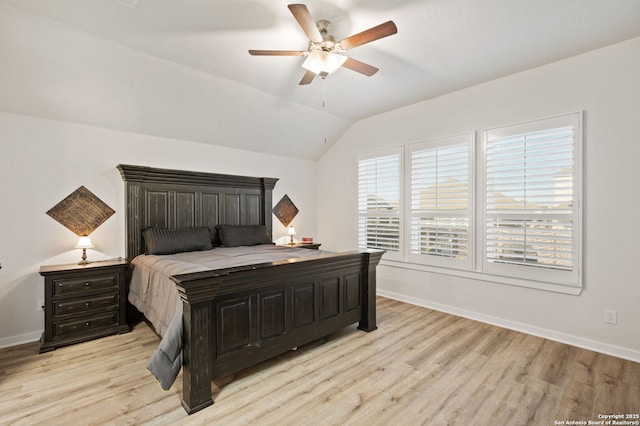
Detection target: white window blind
<box><xmin>482</xmin><ymin>113</ymin><xmax>581</xmax><ymax>286</ymax></box>
<box><xmin>408</xmin><ymin>134</ymin><xmax>473</xmax><ymax>268</ymax></box>
<box><xmin>358</xmin><ymin>149</ymin><xmax>402</xmax><ymax>256</ymax></box>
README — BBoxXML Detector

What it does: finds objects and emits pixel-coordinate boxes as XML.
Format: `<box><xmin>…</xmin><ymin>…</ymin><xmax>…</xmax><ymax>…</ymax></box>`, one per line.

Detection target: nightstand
<box><xmin>39</xmin><ymin>259</ymin><xmax>129</xmax><ymax>353</ymax></box>
<box><xmin>281</xmin><ymin>242</ymin><xmax>321</xmax><ymax>250</ymax></box>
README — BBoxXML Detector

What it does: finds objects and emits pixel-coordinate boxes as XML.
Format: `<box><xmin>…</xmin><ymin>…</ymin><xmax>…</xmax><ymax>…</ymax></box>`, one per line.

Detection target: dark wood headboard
<box><xmin>117</xmin><ymin>164</ymin><xmax>279</xmax><ymax>260</ymax></box>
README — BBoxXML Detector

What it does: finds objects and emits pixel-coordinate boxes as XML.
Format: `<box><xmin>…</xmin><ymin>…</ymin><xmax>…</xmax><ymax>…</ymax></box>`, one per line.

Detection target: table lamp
<box><xmin>287</xmin><ymin>225</ymin><xmax>296</xmax><ymax>245</ymax></box>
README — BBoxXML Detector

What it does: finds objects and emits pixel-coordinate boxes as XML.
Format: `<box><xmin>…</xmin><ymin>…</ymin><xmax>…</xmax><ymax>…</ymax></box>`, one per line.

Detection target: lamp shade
<box><xmin>75</xmin><ymin>236</ymin><xmax>94</xmax><ymax>249</ymax></box>
<box><xmin>302</xmin><ymin>50</ymin><xmax>347</xmax><ymax>76</ymax></box>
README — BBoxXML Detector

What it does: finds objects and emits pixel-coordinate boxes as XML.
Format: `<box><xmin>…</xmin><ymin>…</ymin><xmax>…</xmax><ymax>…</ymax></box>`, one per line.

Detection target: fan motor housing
<box><xmin>315</xmin><ymin>20</ymin><xmax>338</xmax><ymax>51</ymax></box>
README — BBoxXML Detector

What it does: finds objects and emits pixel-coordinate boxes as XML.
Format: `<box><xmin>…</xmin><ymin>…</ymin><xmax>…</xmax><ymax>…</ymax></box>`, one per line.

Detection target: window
<box><xmin>481</xmin><ymin>113</ymin><xmax>581</xmax><ymax>286</ymax></box>
<box><xmin>357</xmin><ymin>148</ymin><xmax>402</xmax><ymax>258</ymax></box>
<box><xmin>407</xmin><ymin>133</ymin><xmax>473</xmax><ymax>269</ymax></box>
<box><xmin>357</xmin><ymin>112</ymin><xmax>582</xmax><ymax>292</ymax></box>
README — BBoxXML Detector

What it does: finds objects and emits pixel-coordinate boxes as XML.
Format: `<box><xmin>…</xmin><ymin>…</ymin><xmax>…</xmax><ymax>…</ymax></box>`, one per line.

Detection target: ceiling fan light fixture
<box><xmin>250</xmin><ymin>4</ymin><xmax>397</xmax><ymax>85</ymax></box>
<box><xmin>302</xmin><ymin>50</ymin><xmax>347</xmax><ymax>76</ymax></box>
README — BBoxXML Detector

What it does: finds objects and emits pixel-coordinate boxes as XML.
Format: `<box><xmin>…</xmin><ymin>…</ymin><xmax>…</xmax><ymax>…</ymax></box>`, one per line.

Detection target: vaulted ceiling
<box><xmin>2</xmin><ymin>0</ymin><xmax>640</xmax><ymax>160</ymax></box>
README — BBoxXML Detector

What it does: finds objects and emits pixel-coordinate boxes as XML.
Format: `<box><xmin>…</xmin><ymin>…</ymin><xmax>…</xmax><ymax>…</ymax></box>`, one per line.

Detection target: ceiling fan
<box><xmin>249</xmin><ymin>4</ymin><xmax>397</xmax><ymax>85</ymax></box>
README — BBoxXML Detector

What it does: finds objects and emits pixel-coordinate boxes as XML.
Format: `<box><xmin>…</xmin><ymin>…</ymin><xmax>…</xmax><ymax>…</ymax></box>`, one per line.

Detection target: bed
<box><xmin>118</xmin><ymin>164</ymin><xmax>384</xmax><ymax>414</ymax></box>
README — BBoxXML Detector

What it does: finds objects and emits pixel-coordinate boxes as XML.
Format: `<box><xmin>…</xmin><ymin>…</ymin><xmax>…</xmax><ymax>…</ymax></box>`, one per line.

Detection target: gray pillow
<box><xmin>142</xmin><ymin>226</ymin><xmax>213</xmax><ymax>255</ymax></box>
<box><xmin>217</xmin><ymin>225</ymin><xmax>273</xmax><ymax>247</ymax></box>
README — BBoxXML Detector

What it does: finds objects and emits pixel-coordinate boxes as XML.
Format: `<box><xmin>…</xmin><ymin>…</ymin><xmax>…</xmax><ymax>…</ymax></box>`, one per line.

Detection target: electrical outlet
<box><xmin>37</xmin><ymin>299</ymin><xmax>44</xmax><ymax>312</ymax></box>
<box><xmin>604</xmin><ymin>309</ymin><xmax>617</xmax><ymax>324</ymax></box>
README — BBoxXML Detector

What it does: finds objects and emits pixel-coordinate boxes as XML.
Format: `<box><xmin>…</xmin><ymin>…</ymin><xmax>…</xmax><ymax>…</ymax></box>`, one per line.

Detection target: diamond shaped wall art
<box><xmin>272</xmin><ymin>194</ymin><xmax>298</xmax><ymax>228</ymax></box>
<box><xmin>46</xmin><ymin>186</ymin><xmax>115</xmax><ymax>236</ymax></box>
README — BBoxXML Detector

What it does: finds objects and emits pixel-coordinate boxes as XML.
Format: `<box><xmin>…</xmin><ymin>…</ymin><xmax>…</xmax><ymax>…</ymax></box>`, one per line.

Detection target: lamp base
<box><xmin>78</xmin><ymin>247</ymin><xmax>90</xmax><ymax>265</ymax></box>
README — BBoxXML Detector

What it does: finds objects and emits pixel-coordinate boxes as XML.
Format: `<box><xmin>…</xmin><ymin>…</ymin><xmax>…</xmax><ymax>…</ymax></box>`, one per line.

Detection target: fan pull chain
<box><xmin>323</xmin><ymin>78</ymin><xmax>328</xmax><ymax>144</ymax></box>
<box><xmin>324</xmin><ymin>98</ymin><xmax>327</xmax><ymax>144</ymax></box>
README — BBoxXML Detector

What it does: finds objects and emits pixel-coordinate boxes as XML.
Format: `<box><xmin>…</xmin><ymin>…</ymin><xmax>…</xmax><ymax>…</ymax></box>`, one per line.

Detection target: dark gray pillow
<box><xmin>217</xmin><ymin>225</ymin><xmax>273</xmax><ymax>247</ymax></box>
<box><xmin>142</xmin><ymin>227</ymin><xmax>213</xmax><ymax>255</ymax></box>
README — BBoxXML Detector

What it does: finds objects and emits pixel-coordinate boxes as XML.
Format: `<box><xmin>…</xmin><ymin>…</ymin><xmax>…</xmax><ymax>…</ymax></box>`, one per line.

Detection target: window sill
<box><xmin>380</xmin><ymin>259</ymin><xmax>583</xmax><ymax>295</ymax></box>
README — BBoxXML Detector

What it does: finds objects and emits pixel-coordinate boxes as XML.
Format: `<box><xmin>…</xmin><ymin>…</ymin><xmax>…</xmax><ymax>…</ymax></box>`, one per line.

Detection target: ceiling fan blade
<box><xmin>248</xmin><ymin>50</ymin><xmax>306</xmax><ymax>56</ymax></box>
<box><xmin>342</xmin><ymin>57</ymin><xmax>379</xmax><ymax>76</ymax></box>
<box><xmin>299</xmin><ymin>70</ymin><xmax>316</xmax><ymax>85</ymax></box>
<box><xmin>339</xmin><ymin>21</ymin><xmax>398</xmax><ymax>50</ymax></box>
<box><xmin>288</xmin><ymin>4</ymin><xmax>323</xmax><ymax>43</ymax></box>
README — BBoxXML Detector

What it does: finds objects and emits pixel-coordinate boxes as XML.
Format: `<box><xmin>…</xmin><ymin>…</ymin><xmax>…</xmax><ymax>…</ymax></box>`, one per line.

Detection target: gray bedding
<box><xmin>128</xmin><ymin>244</ymin><xmax>329</xmax><ymax>389</ymax></box>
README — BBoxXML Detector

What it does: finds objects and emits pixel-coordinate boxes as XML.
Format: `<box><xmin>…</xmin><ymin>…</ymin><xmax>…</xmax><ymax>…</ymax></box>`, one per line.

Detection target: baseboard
<box><xmin>377</xmin><ymin>289</ymin><xmax>640</xmax><ymax>363</ymax></box>
<box><xmin>0</xmin><ymin>330</ymin><xmax>41</xmax><ymax>350</ymax></box>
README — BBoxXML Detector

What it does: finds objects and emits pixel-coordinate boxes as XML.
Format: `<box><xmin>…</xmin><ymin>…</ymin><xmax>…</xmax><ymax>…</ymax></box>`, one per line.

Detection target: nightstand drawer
<box><xmin>53</xmin><ymin>312</ymin><xmax>120</xmax><ymax>339</ymax></box>
<box><xmin>54</xmin><ymin>292</ymin><xmax>119</xmax><ymax>316</ymax></box>
<box><xmin>53</xmin><ymin>273</ymin><xmax>119</xmax><ymax>296</ymax></box>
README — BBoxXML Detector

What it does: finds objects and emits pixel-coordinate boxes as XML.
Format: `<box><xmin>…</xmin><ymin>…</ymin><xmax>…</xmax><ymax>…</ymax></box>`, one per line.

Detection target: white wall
<box><xmin>317</xmin><ymin>37</ymin><xmax>640</xmax><ymax>361</ymax></box>
<box><xmin>0</xmin><ymin>112</ymin><xmax>317</xmax><ymax>347</ymax></box>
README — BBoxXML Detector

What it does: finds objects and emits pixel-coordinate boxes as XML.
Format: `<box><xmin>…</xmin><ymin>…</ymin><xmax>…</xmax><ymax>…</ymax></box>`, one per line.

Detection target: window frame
<box><xmin>357</xmin><ymin>147</ymin><xmax>404</xmax><ymax>261</ymax></box>
<box><xmin>405</xmin><ymin>132</ymin><xmax>475</xmax><ymax>270</ymax></box>
<box><xmin>479</xmin><ymin>112</ymin><xmax>582</xmax><ymax>288</ymax></box>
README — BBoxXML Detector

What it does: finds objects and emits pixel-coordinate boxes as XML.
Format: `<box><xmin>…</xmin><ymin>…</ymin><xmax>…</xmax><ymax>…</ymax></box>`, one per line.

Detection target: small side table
<box><xmin>280</xmin><ymin>242</ymin><xmax>321</xmax><ymax>250</ymax></box>
<box><xmin>39</xmin><ymin>259</ymin><xmax>129</xmax><ymax>353</ymax></box>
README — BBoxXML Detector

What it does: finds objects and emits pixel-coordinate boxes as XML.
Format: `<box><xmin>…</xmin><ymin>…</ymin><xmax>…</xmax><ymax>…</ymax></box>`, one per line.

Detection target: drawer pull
<box><xmin>85</xmin><ymin>302</ymin><xmax>91</xmax><ymax>307</ymax></box>
<box><xmin>85</xmin><ymin>322</ymin><xmax>91</xmax><ymax>327</ymax></box>
<box><xmin>85</xmin><ymin>282</ymin><xmax>90</xmax><ymax>287</ymax></box>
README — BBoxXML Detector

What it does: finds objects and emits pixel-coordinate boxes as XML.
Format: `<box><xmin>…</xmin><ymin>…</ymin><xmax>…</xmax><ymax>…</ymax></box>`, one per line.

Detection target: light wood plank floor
<box><xmin>1</xmin><ymin>297</ymin><xmax>638</xmax><ymax>425</ymax></box>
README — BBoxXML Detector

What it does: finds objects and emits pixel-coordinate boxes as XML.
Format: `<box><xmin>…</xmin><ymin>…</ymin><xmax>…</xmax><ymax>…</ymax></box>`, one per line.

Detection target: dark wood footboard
<box><xmin>171</xmin><ymin>250</ymin><xmax>383</xmax><ymax>414</ymax></box>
